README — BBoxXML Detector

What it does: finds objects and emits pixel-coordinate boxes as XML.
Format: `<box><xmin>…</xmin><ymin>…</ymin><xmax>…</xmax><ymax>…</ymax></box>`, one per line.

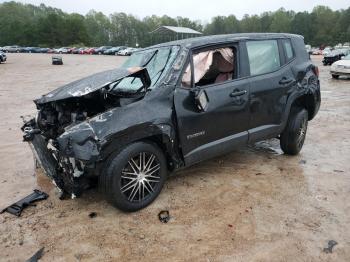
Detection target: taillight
<box><xmin>312</xmin><ymin>66</ymin><xmax>319</xmax><ymax>77</ymax></box>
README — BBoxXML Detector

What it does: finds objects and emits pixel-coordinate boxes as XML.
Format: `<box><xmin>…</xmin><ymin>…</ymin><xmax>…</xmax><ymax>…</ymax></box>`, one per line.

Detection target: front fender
<box><xmin>99</xmin><ymin>123</ymin><xmax>175</xmax><ymax>160</ymax></box>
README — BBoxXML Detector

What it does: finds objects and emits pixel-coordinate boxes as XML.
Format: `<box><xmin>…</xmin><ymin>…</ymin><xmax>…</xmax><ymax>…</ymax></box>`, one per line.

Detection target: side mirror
<box><xmin>191</xmin><ymin>89</ymin><xmax>209</xmax><ymax>112</ymax></box>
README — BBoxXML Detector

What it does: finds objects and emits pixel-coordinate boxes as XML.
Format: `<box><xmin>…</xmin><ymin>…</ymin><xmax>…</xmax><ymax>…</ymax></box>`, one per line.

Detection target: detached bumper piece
<box><xmin>1</xmin><ymin>190</ymin><xmax>48</xmax><ymax>217</ymax></box>
<box><xmin>26</xmin><ymin>247</ymin><xmax>44</xmax><ymax>262</ymax></box>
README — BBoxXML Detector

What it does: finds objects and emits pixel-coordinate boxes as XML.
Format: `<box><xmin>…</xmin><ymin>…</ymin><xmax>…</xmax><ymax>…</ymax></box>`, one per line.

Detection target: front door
<box><xmin>174</xmin><ymin>61</ymin><xmax>250</xmax><ymax>165</ymax></box>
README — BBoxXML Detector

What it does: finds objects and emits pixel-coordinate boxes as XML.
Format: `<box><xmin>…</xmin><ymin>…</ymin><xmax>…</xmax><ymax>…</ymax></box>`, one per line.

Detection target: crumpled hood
<box><xmin>35</xmin><ymin>67</ymin><xmax>148</xmax><ymax>104</ymax></box>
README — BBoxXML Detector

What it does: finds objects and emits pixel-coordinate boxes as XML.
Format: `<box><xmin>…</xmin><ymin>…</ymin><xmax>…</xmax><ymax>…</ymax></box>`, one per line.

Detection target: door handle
<box><xmin>279</xmin><ymin>77</ymin><xmax>294</xmax><ymax>85</ymax></box>
<box><xmin>230</xmin><ymin>89</ymin><xmax>247</xmax><ymax>97</ymax></box>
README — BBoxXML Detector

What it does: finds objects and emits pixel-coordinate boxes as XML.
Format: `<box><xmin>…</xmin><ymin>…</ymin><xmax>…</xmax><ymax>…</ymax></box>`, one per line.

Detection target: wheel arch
<box><xmin>99</xmin><ymin>123</ymin><xmax>182</xmax><ymax>172</ymax></box>
<box><xmin>290</xmin><ymin>93</ymin><xmax>316</xmax><ymax>121</ymax></box>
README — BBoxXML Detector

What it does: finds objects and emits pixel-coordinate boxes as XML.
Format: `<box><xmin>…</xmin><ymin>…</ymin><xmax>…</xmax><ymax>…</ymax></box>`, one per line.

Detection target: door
<box><xmin>174</xmin><ymin>45</ymin><xmax>250</xmax><ymax>166</ymax></box>
<box><xmin>245</xmin><ymin>39</ymin><xmax>297</xmax><ymax>142</ymax></box>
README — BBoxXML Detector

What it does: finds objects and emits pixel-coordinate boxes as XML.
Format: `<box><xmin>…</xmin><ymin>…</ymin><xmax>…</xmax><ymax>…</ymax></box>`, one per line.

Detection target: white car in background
<box><xmin>117</xmin><ymin>47</ymin><xmax>139</xmax><ymax>56</ymax></box>
<box><xmin>330</xmin><ymin>54</ymin><xmax>350</xmax><ymax>79</ymax></box>
<box><xmin>322</xmin><ymin>47</ymin><xmax>332</xmax><ymax>56</ymax></box>
<box><xmin>54</xmin><ymin>47</ymin><xmax>69</xmax><ymax>54</ymax></box>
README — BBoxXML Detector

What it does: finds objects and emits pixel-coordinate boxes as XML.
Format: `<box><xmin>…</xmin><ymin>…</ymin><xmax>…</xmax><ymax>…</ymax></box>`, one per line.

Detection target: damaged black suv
<box><xmin>22</xmin><ymin>33</ymin><xmax>321</xmax><ymax>211</ymax></box>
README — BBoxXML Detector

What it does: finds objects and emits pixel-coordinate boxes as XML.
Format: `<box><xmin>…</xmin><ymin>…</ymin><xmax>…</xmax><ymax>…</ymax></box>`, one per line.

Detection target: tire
<box><xmin>280</xmin><ymin>107</ymin><xmax>308</xmax><ymax>155</ymax></box>
<box><xmin>100</xmin><ymin>141</ymin><xmax>167</xmax><ymax>212</ymax></box>
<box><xmin>332</xmin><ymin>74</ymin><xmax>339</xmax><ymax>79</ymax></box>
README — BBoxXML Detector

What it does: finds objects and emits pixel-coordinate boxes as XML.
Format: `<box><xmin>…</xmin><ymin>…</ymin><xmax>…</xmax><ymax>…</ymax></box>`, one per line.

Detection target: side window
<box><xmin>282</xmin><ymin>39</ymin><xmax>294</xmax><ymax>62</ymax></box>
<box><xmin>181</xmin><ymin>47</ymin><xmax>236</xmax><ymax>88</ymax></box>
<box><xmin>246</xmin><ymin>40</ymin><xmax>280</xmax><ymax>76</ymax></box>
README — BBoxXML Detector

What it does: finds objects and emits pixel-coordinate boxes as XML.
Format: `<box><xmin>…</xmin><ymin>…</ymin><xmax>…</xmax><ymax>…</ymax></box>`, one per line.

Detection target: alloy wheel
<box><xmin>120</xmin><ymin>152</ymin><xmax>161</xmax><ymax>203</ymax></box>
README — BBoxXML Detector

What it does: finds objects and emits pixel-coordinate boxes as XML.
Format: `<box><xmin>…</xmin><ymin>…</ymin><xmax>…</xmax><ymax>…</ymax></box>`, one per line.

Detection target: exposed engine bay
<box><xmin>36</xmin><ymin>89</ymin><xmax>144</xmax><ymax>140</ymax></box>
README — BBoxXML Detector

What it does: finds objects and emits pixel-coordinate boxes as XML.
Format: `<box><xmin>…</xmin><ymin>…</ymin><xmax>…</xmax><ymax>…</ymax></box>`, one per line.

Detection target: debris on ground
<box><xmin>88</xmin><ymin>212</ymin><xmax>97</xmax><ymax>218</ymax></box>
<box><xmin>158</xmin><ymin>210</ymin><xmax>170</xmax><ymax>223</ymax></box>
<box><xmin>0</xmin><ymin>190</ymin><xmax>48</xmax><ymax>216</ymax></box>
<box><xmin>333</xmin><ymin>170</ymin><xmax>344</xmax><ymax>173</ymax></box>
<box><xmin>299</xmin><ymin>160</ymin><xmax>307</xmax><ymax>164</ymax></box>
<box><xmin>323</xmin><ymin>240</ymin><xmax>338</xmax><ymax>253</ymax></box>
<box><xmin>26</xmin><ymin>247</ymin><xmax>44</xmax><ymax>262</ymax></box>
<box><xmin>52</xmin><ymin>56</ymin><xmax>63</xmax><ymax>65</ymax></box>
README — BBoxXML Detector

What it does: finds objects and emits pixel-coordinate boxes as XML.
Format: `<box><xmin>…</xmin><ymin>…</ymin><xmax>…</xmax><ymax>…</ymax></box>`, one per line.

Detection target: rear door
<box><xmin>174</xmin><ymin>43</ymin><xmax>250</xmax><ymax>165</ymax></box>
<box><xmin>245</xmin><ymin>38</ymin><xmax>297</xmax><ymax>142</ymax></box>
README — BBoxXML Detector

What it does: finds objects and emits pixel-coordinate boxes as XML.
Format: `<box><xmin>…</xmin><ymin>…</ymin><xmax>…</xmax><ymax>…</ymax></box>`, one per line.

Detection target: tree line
<box><xmin>0</xmin><ymin>1</ymin><xmax>349</xmax><ymax>48</ymax></box>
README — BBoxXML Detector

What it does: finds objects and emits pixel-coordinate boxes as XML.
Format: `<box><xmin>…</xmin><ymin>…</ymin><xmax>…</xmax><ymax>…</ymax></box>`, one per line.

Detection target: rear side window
<box><xmin>282</xmin><ymin>39</ymin><xmax>294</xmax><ymax>62</ymax></box>
<box><xmin>246</xmin><ymin>40</ymin><xmax>280</xmax><ymax>76</ymax></box>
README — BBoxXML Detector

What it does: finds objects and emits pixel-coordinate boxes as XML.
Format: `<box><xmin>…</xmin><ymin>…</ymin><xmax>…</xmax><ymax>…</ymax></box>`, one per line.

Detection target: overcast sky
<box><xmin>1</xmin><ymin>0</ymin><xmax>349</xmax><ymax>21</ymax></box>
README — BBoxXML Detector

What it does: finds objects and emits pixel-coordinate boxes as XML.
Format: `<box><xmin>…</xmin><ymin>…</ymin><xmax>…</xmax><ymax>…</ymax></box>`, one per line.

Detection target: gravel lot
<box><xmin>0</xmin><ymin>54</ymin><xmax>349</xmax><ymax>261</ymax></box>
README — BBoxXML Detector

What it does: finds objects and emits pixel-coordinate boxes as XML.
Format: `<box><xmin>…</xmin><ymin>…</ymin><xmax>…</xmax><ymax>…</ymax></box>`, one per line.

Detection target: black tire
<box><xmin>332</xmin><ymin>74</ymin><xmax>339</xmax><ymax>79</ymax></box>
<box><xmin>100</xmin><ymin>141</ymin><xmax>167</xmax><ymax>212</ymax></box>
<box><xmin>280</xmin><ymin>107</ymin><xmax>308</xmax><ymax>155</ymax></box>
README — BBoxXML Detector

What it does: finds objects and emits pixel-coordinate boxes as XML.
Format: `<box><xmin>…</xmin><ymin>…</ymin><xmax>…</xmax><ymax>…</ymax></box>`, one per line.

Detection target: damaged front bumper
<box><xmin>22</xmin><ymin>118</ymin><xmax>99</xmax><ymax>199</ymax></box>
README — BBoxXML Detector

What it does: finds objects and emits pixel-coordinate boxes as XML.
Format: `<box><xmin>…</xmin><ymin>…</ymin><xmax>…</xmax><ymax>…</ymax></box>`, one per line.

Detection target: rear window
<box><xmin>246</xmin><ymin>40</ymin><xmax>280</xmax><ymax>76</ymax></box>
<box><xmin>282</xmin><ymin>39</ymin><xmax>294</xmax><ymax>62</ymax></box>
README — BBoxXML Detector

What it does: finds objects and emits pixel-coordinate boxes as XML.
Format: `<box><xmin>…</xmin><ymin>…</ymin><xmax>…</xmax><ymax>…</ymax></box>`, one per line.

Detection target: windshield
<box><xmin>112</xmin><ymin>46</ymin><xmax>180</xmax><ymax>92</ymax></box>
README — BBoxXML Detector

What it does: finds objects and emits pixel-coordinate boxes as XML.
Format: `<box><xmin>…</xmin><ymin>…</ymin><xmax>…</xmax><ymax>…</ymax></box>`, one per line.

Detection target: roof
<box><xmin>150</xmin><ymin>26</ymin><xmax>202</xmax><ymax>35</ymax></box>
<box><xmin>151</xmin><ymin>33</ymin><xmax>303</xmax><ymax>49</ymax></box>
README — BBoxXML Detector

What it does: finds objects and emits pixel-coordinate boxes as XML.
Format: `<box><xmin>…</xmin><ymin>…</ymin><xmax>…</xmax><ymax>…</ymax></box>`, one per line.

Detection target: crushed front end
<box><xmin>22</xmin><ymin>106</ymin><xmax>101</xmax><ymax>199</ymax></box>
<box><xmin>21</xmin><ymin>67</ymin><xmax>152</xmax><ymax>199</ymax></box>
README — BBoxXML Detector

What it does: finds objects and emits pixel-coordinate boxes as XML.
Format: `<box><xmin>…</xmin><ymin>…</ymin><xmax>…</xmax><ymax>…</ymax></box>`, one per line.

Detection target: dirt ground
<box><xmin>0</xmin><ymin>54</ymin><xmax>349</xmax><ymax>262</ymax></box>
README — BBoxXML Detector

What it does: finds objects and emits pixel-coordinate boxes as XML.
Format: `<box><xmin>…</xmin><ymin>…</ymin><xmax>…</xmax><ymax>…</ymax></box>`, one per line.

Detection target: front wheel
<box><xmin>280</xmin><ymin>107</ymin><xmax>308</xmax><ymax>155</ymax></box>
<box><xmin>100</xmin><ymin>141</ymin><xmax>167</xmax><ymax>212</ymax></box>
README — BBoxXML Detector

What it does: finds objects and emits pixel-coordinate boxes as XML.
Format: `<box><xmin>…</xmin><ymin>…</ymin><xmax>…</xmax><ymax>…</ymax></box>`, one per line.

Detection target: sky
<box><xmin>1</xmin><ymin>0</ymin><xmax>349</xmax><ymax>22</ymax></box>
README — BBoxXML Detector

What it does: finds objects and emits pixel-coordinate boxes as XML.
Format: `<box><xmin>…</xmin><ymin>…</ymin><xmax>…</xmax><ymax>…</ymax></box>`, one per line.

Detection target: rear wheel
<box><xmin>280</xmin><ymin>107</ymin><xmax>308</xmax><ymax>155</ymax></box>
<box><xmin>332</xmin><ymin>74</ymin><xmax>339</xmax><ymax>79</ymax></box>
<box><xmin>100</xmin><ymin>141</ymin><xmax>167</xmax><ymax>212</ymax></box>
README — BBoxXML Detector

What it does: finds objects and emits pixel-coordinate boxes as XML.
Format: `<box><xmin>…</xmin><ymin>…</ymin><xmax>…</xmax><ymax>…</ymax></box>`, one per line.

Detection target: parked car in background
<box><xmin>330</xmin><ymin>54</ymin><xmax>350</xmax><ymax>79</ymax></box>
<box><xmin>82</xmin><ymin>47</ymin><xmax>96</xmax><ymax>54</ymax></box>
<box><xmin>94</xmin><ymin>46</ymin><xmax>113</xmax><ymax>55</ymax></box>
<box><xmin>22</xmin><ymin>33</ymin><xmax>320</xmax><ymax>211</ymax></box>
<box><xmin>117</xmin><ymin>47</ymin><xmax>139</xmax><ymax>56</ymax></box>
<box><xmin>71</xmin><ymin>47</ymin><xmax>83</xmax><ymax>54</ymax></box>
<box><xmin>323</xmin><ymin>49</ymin><xmax>350</xmax><ymax>65</ymax></box>
<box><xmin>0</xmin><ymin>51</ymin><xmax>7</xmax><ymax>63</ymax></box>
<box><xmin>40</xmin><ymin>48</ymin><xmax>54</xmax><ymax>53</ymax></box>
<box><xmin>104</xmin><ymin>46</ymin><xmax>127</xmax><ymax>55</ymax></box>
<box><xmin>67</xmin><ymin>47</ymin><xmax>76</xmax><ymax>54</ymax></box>
<box><xmin>54</xmin><ymin>47</ymin><xmax>69</xmax><ymax>54</ymax></box>
<box><xmin>322</xmin><ymin>47</ymin><xmax>333</xmax><ymax>56</ymax></box>
<box><xmin>5</xmin><ymin>45</ymin><xmax>21</xmax><ymax>53</ymax></box>
<box><xmin>311</xmin><ymin>48</ymin><xmax>322</xmax><ymax>55</ymax></box>
<box><xmin>23</xmin><ymin>47</ymin><xmax>42</xmax><ymax>53</ymax></box>
<box><xmin>305</xmin><ymin>44</ymin><xmax>312</xmax><ymax>54</ymax></box>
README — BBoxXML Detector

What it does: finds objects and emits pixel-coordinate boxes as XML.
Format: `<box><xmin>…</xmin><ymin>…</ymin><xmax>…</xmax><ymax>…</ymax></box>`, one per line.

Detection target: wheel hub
<box><xmin>120</xmin><ymin>152</ymin><xmax>161</xmax><ymax>202</ymax></box>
